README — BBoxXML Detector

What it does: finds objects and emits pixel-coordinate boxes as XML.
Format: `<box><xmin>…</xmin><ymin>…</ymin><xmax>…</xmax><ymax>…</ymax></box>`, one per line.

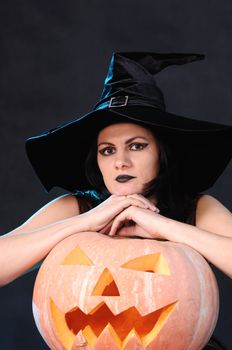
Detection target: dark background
<box><xmin>0</xmin><ymin>1</ymin><xmax>232</xmax><ymax>349</ymax></box>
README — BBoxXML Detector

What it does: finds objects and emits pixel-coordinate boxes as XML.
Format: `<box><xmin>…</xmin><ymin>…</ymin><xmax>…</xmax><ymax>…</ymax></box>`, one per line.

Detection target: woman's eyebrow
<box><xmin>98</xmin><ymin>136</ymin><xmax>148</xmax><ymax>147</ymax></box>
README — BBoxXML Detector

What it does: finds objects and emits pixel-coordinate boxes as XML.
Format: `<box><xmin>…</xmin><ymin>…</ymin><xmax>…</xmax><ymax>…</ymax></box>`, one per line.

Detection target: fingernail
<box><xmin>152</xmin><ymin>206</ymin><xmax>159</xmax><ymax>212</ymax></box>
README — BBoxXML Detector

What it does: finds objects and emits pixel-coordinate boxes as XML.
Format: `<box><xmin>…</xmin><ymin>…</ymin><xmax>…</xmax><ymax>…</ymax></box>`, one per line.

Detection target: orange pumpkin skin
<box><xmin>33</xmin><ymin>232</ymin><xmax>219</xmax><ymax>350</ymax></box>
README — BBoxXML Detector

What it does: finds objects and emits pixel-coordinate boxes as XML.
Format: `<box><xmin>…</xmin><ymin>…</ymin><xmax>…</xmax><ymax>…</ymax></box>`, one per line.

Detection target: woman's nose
<box><xmin>114</xmin><ymin>152</ymin><xmax>131</xmax><ymax>169</ymax></box>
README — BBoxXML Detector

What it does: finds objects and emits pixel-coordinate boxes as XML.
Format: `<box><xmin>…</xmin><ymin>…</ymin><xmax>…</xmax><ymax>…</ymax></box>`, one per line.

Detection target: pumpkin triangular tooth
<box><xmin>96</xmin><ymin>323</ymin><xmax>121</xmax><ymax>349</ymax></box>
<box><xmin>88</xmin><ymin>301</ymin><xmax>106</xmax><ymax>315</ymax></box>
<box><xmin>122</xmin><ymin>328</ymin><xmax>143</xmax><ymax>349</ymax></box>
<box><xmin>82</xmin><ymin>325</ymin><xmax>97</xmax><ymax>348</ymax></box>
<box><xmin>71</xmin><ymin>330</ymin><xmax>89</xmax><ymax>349</ymax></box>
<box><xmin>142</xmin><ymin>301</ymin><xmax>178</xmax><ymax>347</ymax></box>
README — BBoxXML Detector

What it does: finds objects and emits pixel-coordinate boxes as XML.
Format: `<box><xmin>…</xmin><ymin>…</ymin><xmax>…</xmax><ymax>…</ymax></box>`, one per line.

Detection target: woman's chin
<box><xmin>114</xmin><ymin>191</ymin><xmax>135</xmax><ymax>196</ymax></box>
<box><xmin>111</xmin><ymin>185</ymin><xmax>142</xmax><ymax>196</ymax></box>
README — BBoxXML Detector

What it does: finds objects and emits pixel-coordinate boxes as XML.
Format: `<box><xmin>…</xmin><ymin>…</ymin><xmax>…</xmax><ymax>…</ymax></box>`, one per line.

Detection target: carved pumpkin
<box><xmin>33</xmin><ymin>232</ymin><xmax>219</xmax><ymax>350</ymax></box>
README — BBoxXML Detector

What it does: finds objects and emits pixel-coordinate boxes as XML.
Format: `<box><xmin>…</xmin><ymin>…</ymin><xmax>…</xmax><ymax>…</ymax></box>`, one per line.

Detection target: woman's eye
<box><xmin>99</xmin><ymin>143</ymin><xmax>148</xmax><ymax>156</ymax></box>
<box><xmin>130</xmin><ymin>143</ymin><xmax>148</xmax><ymax>150</ymax></box>
<box><xmin>99</xmin><ymin>147</ymin><xmax>115</xmax><ymax>156</ymax></box>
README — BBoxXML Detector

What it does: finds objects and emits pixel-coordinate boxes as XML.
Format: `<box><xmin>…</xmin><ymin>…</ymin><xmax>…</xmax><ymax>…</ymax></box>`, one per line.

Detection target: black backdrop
<box><xmin>0</xmin><ymin>1</ymin><xmax>232</xmax><ymax>349</ymax></box>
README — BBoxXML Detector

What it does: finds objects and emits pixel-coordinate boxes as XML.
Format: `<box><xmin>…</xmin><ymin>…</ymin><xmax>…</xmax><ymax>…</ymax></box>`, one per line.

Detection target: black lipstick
<box><xmin>115</xmin><ymin>175</ymin><xmax>135</xmax><ymax>183</ymax></box>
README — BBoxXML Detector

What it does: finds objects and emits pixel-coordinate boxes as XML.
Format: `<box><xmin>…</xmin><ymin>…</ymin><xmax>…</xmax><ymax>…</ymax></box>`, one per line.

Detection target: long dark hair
<box><xmin>82</xmin><ymin>123</ymin><xmax>200</xmax><ymax>224</ymax></box>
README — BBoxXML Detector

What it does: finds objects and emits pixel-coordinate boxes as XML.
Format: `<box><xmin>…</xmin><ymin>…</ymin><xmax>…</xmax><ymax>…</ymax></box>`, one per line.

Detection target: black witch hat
<box><xmin>25</xmin><ymin>52</ymin><xmax>232</xmax><ymax>193</ymax></box>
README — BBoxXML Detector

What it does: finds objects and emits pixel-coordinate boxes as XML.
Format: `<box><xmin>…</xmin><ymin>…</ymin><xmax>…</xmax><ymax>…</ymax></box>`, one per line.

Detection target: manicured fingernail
<box><xmin>152</xmin><ymin>206</ymin><xmax>159</xmax><ymax>212</ymax></box>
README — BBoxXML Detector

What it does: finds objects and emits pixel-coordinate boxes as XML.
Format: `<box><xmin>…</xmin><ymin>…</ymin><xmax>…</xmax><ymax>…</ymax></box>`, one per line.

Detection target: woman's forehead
<box><xmin>97</xmin><ymin>122</ymin><xmax>154</xmax><ymax>141</ymax></box>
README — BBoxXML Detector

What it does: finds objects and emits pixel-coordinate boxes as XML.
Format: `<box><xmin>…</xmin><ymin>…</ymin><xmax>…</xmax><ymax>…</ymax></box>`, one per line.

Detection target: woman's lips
<box><xmin>115</xmin><ymin>175</ymin><xmax>135</xmax><ymax>183</ymax></box>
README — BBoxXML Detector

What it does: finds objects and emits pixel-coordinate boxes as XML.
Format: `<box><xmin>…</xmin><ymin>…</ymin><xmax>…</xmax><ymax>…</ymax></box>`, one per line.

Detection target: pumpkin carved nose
<box><xmin>91</xmin><ymin>268</ymin><xmax>120</xmax><ymax>296</ymax></box>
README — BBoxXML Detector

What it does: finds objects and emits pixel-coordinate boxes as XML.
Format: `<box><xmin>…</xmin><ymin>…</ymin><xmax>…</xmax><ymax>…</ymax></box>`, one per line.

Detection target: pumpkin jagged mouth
<box><xmin>50</xmin><ymin>299</ymin><xmax>177</xmax><ymax>349</ymax></box>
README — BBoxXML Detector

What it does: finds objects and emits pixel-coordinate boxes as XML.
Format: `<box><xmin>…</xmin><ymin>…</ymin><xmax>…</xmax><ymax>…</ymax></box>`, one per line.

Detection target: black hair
<box><xmin>81</xmin><ymin>123</ymin><xmax>200</xmax><ymax>224</ymax></box>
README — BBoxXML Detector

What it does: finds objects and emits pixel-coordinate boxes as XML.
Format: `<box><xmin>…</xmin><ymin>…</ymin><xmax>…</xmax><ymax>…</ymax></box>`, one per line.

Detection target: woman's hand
<box><xmin>82</xmin><ymin>194</ymin><xmax>159</xmax><ymax>234</ymax></box>
<box><xmin>108</xmin><ymin>205</ymin><xmax>165</xmax><ymax>239</ymax></box>
<box><xmin>102</xmin><ymin>194</ymin><xmax>232</xmax><ymax>279</ymax></box>
<box><xmin>116</xmin><ymin>221</ymin><xmax>153</xmax><ymax>238</ymax></box>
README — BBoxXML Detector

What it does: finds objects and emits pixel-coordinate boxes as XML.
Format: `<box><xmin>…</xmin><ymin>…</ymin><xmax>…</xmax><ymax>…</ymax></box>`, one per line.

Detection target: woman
<box><xmin>0</xmin><ymin>52</ymin><xmax>231</xmax><ymax>349</ymax></box>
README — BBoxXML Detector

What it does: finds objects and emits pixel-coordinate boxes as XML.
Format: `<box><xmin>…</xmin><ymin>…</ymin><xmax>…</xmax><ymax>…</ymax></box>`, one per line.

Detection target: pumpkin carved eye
<box><xmin>62</xmin><ymin>246</ymin><xmax>93</xmax><ymax>266</ymax></box>
<box><xmin>121</xmin><ymin>253</ymin><xmax>170</xmax><ymax>276</ymax></box>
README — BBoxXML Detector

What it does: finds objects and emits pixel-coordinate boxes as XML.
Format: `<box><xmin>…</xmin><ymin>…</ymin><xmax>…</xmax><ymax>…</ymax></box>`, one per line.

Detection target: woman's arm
<box><xmin>0</xmin><ymin>194</ymin><xmax>88</xmax><ymax>286</ymax></box>
<box><xmin>0</xmin><ymin>193</ymin><xmax>156</xmax><ymax>287</ymax></box>
<box><xmin>109</xmin><ymin>195</ymin><xmax>232</xmax><ymax>278</ymax></box>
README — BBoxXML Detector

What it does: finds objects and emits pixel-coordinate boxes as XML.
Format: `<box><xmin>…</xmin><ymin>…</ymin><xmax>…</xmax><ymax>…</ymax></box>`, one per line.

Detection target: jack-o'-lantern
<box><xmin>33</xmin><ymin>232</ymin><xmax>219</xmax><ymax>350</ymax></box>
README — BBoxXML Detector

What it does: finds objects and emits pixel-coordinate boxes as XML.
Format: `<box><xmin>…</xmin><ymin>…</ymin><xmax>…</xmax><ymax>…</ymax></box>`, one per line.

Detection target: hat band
<box><xmin>94</xmin><ymin>94</ymin><xmax>165</xmax><ymax>111</ymax></box>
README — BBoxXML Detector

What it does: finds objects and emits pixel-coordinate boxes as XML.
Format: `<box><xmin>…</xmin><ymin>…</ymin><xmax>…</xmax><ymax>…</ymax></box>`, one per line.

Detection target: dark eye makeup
<box><xmin>98</xmin><ymin>143</ymin><xmax>148</xmax><ymax>156</ymax></box>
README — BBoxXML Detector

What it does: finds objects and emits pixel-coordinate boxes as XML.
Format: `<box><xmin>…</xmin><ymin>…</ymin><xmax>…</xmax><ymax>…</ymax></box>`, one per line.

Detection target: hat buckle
<box><xmin>109</xmin><ymin>95</ymin><xmax>128</xmax><ymax>108</ymax></box>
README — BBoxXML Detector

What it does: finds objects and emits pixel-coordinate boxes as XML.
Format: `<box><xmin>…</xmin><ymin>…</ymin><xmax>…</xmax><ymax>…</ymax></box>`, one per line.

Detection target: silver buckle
<box><xmin>109</xmin><ymin>95</ymin><xmax>128</xmax><ymax>108</ymax></box>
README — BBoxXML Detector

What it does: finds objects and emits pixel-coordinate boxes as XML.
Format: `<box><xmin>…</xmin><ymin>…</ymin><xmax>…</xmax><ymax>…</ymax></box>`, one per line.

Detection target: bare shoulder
<box><xmin>31</xmin><ymin>193</ymin><xmax>81</xmax><ymax>217</ymax></box>
<box><xmin>196</xmin><ymin>194</ymin><xmax>231</xmax><ymax>214</ymax></box>
<box><xmin>12</xmin><ymin>194</ymin><xmax>81</xmax><ymax>234</ymax></box>
<box><xmin>196</xmin><ymin>194</ymin><xmax>232</xmax><ymax>237</ymax></box>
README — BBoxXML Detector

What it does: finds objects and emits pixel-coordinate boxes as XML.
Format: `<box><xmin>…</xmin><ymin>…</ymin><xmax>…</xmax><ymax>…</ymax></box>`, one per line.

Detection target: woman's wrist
<box><xmin>149</xmin><ymin>214</ymin><xmax>188</xmax><ymax>242</ymax></box>
<box><xmin>62</xmin><ymin>213</ymin><xmax>92</xmax><ymax>236</ymax></box>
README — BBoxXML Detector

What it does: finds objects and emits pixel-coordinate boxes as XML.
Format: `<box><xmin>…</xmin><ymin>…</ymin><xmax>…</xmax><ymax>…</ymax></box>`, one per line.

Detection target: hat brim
<box><xmin>25</xmin><ymin>106</ymin><xmax>232</xmax><ymax>193</ymax></box>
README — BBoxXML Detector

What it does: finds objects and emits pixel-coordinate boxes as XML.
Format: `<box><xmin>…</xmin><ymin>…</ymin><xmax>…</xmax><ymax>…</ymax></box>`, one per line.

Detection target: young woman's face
<box><xmin>97</xmin><ymin>123</ymin><xmax>160</xmax><ymax>195</ymax></box>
